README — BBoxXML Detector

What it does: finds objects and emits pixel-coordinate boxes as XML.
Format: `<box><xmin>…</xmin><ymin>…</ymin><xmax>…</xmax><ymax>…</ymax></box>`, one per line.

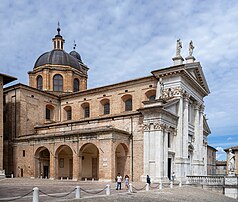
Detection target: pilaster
<box><xmin>199</xmin><ymin>104</ymin><xmax>205</xmax><ymax>175</ymax></box>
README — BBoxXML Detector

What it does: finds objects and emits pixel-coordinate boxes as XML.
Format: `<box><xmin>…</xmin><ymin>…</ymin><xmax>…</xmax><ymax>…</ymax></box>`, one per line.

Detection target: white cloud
<box><xmin>216</xmin><ymin>147</ymin><xmax>226</xmax><ymax>160</ymax></box>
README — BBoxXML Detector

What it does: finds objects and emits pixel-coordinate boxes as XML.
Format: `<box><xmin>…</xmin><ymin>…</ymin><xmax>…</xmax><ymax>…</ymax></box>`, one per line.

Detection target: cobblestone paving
<box><xmin>0</xmin><ymin>178</ymin><xmax>237</xmax><ymax>202</ymax></box>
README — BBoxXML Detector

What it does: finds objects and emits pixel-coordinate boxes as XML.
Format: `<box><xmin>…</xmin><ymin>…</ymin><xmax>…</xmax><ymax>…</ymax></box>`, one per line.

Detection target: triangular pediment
<box><xmin>185</xmin><ymin>63</ymin><xmax>210</xmax><ymax>94</ymax></box>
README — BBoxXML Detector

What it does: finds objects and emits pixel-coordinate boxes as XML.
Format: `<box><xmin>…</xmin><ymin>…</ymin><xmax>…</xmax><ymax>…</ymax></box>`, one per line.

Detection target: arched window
<box><xmin>100</xmin><ymin>99</ymin><xmax>110</xmax><ymax>115</ymax></box>
<box><xmin>125</xmin><ymin>99</ymin><xmax>132</xmax><ymax>111</ymax></box>
<box><xmin>149</xmin><ymin>95</ymin><xmax>156</xmax><ymax>101</ymax></box>
<box><xmin>81</xmin><ymin>102</ymin><xmax>90</xmax><ymax>118</ymax></box>
<box><xmin>53</xmin><ymin>74</ymin><xmax>63</xmax><ymax>91</ymax></box>
<box><xmin>64</xmin><ymin>106</ymin><xmax>72</xmax><ymax>120</ymax></box>
<box><xmin>104</xmin><ymin>103</ymin><xmax>110</xmax><ymax>115</ymax></box>
<box><xmin>45</xmin><ymin>104</ymin><xmax>55</xmax><ymax>121</ymax></box>
<box><xmin>121</xmin><ymin>94</ymin><xmax>132</xmax><ymax>112</ymax></box>
<box><xmin>46</xmin><ymin>107</ymin><xmax>51</xmax><ymax>120</ymax></box>
<box><xmin>37</xmin><ymin>76</ymin><xmax>43</xmax><ymax>90</ymax></box>
<box><xmin>145</xmin><ymin>90</ymin><xmax>156</xmax><ymax>101</ymax></box>
<box><xmin>73</xmin><ymin>78</ymin><xmax>80</xmax><ymax>92</ymax></box>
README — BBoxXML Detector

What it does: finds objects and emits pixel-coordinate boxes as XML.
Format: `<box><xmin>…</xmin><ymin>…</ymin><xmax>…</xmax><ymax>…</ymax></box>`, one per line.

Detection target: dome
<box><xmin>34</xmin><ymin>49</ymin><xmax>82</xmax><ymax>69</ymax></box>
<box><xmin>69</xmin><ymin>50</ymin><xmax>82</xmax><ymax>62</ymax></box>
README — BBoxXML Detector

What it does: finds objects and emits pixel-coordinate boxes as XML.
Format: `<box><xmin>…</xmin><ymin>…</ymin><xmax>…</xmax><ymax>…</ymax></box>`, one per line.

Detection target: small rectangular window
<box><xmin>23</xmin><ymin>150</ymin><xmax>25</xmax><ymax>157</ymax></box>
<box><xmin>168</xmin><ymin>132</ymin><xmax>171</xmax><ymax>148</ymax></box>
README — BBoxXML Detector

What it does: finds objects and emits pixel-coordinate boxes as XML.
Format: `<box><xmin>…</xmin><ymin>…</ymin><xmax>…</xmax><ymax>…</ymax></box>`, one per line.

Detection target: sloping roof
<box><xmin>0</xmin><ymin>73</ymin><xmax>17</xmax><ymax>85</ymax></box>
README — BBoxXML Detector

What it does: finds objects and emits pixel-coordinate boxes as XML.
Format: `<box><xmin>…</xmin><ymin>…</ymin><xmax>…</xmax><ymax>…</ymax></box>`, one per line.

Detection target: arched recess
<box><xmin>55</xmin><ymin>145</ymin><xmax>73</xmax><ymax>179</ymax></box>
<box><xmin>53</xmin><ymin>74</ymin><xmax>63</xmax><ymax>91</ymax></box>
<box><xmin>63</xmin><ymin>106</ymin><xmax>72</xmax><ymax>121</ymax></box>
<box><xmin>35</xmin><ymin>147</ymin><xmax>50</xmax><ymax>178</ymax></box>
<box><xmin>79</xmin><ymin>143</ymin><xmax>99</xmax><ymax>180</ymax></box>
<box><xmin>73</xmin><ymin>78</ymin><xmax>80</xmax><ymax>92</ymax></box>
<box><xmin>121</xmin><ymin>94</ymin><xmax>132</xmax><ymax>112</ymax></box>
<box><xmin>100</xmin><ymin>98</ymin><xmax>110</xmax><ymax>115</ymax></box>
<box><xmin>81</xmin><ymin>102</ymin><xmax>90</xmax><ymax>118</ymax></box>
<box><xmin>37</xmin><ymin>75</ymin><xmax>43</xmax><ymax>90</ymax></box>
<box><xmin>45</xmin><ymin>104</ymin><xmax>55</xmax><ymax>121</ymax></box>
<box><xmin>115</xmin><ymin>143</ymin><xmax>129</xmax><ymax>178</ymax></box>
<box><xmin>145</xmin><ymin>89</ymin><xmax>156</xmax><ymax>101</ymax></box>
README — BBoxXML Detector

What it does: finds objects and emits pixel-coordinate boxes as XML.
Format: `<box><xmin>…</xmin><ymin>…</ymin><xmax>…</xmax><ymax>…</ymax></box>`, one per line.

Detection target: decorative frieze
<box><xmin>162</xmin><ymin>86</ymin><xmax>184</xmax><ymax>98</ymax></box>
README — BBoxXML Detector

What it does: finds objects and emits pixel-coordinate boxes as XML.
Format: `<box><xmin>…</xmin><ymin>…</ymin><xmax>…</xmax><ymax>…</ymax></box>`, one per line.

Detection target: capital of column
<box><xmin>199</xmin><ymin>104</ymin><xmax>205</xmax><ymax>113</ymax></box>
<box><xmin>194</xmin><ymin>101</ymin><xmax>199</xmax><ymax>111</ymax></box>
<box><xmin>183</xmin><ymin>92</ymin><xmax>190</xmax><ymax>102</ymax></box>
<box><xmin>154</xmin><ymin>122</ymin><xmax>167</xmax><ymax>131</ymax></box>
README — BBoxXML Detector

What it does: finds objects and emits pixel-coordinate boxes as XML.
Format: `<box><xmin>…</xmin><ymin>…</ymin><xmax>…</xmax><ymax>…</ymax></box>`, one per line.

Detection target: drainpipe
<box><xmin>14</xmin><ymin>88</ymin><xmax>16</xmax><ymax>138</ymax></box>
<box><xmin>130</xmin><ymin>116</ymin><xmax>134</xmax><ymax>181</ymax></box>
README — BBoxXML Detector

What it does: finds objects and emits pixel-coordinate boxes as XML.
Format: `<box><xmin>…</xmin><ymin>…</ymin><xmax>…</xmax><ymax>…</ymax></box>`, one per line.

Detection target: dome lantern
<box><xmin>52</xmin><ymin>22</ymin><xmax>65</xmax><ymax>50</ymax></box>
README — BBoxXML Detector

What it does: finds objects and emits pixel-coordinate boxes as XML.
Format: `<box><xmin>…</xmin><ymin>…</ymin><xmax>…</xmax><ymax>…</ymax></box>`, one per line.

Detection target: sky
<box><xmin>0</xmin><ymin>0</ymin><xmax>238</xmax><ymax>160</ymax></box>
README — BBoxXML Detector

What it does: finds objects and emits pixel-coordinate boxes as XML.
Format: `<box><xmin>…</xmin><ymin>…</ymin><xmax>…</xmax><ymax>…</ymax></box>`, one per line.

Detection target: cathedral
<box><xmin>1</xmin><ymin>27</ymin><xmax>210</xmax><ymax>182</ymax></box>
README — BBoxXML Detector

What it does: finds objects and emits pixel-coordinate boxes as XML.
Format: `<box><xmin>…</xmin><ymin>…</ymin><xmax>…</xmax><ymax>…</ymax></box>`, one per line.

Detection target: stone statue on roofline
<box><xmin>228</xmin><ymin>149</ymin><xmax>235</xmax><ymax>175</ymax></box>
<box><xmin>176</xmin><ymin>39</ymin><xmax>182</xmax><ymax>57</ymax></box>
<box><xmin>189</xmin><ymin>40</ymin><xmax>194</xmax><ymax>56</ymax></box>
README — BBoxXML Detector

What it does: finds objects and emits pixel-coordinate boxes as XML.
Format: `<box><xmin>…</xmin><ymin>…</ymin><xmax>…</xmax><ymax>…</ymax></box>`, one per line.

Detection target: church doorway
<box><xmin>115</xmin><ymin>143</ymin><xmax>129</xmax><ymax>178</ymax></box>
<box><xmin>80</xmin><ymin>143</ymin><xmax>99</xmax><ymax>180</ymax></box>
<box><xmin>35</xmin><ymin>147</ymin><xmax>50</xmax><ymax>178</ymax></box>
<box><xmin>168</xmin><ymin>158</ymin><xmax>172</xmax><ymax>180</ymax></box>
<box><xmin>55</xmin><ymin>145</ymin><xmax>73</xmax><ymax>179</ymax></box>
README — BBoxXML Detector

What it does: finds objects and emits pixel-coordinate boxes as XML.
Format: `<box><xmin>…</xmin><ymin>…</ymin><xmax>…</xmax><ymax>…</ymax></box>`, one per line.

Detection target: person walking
<box><xmin>146</xmin><ymin>175</ymin><xmax>151</xmax><ymax>185</ymax></box>
<box><xmin>172</xmin><ymin>172</ymin><xmax>175</xmax><ymax>182</ymax></box>
<box><xmin>125</xmin><ymin>174</ymin><xmax>129</xmax><ymax>190</ymax></box>
<box><xmin>116</xmin><ymin>173</ymin><xmax>122</xmax><ymax>190</ymax></box>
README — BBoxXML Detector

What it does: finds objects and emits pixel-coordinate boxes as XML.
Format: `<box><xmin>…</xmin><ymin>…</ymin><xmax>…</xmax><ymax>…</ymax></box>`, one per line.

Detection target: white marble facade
<box><xmin>140</xmin><ymin>46</ymin><xmax>210</xmax><ymax>183</ymax></box>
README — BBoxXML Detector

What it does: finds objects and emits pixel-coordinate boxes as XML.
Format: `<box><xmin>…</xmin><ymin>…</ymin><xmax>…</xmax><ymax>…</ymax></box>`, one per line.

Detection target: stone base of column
<box><xmin>0</xmin><ymin>170</ymin><xmax>5</xmax><ymax>179</ymax></box>
<box><xmin>224</xmin><ymin>176</ymin><xmax>238</xmax><ymax>199</ymax></box>
<box><xmin>185</xmin><ymin>56</ymin><xmax>196</xmax><ymax>63</ymax></box>
<box><xmin>172</xmin><ymin>56</ymin><xmax>184</xmax><ymax>65</ymax></box>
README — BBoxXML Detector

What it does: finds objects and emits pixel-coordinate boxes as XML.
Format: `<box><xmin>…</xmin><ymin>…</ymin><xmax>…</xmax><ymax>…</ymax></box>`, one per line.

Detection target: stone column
<box><xmin>154</xmin><ymin>123</ymin><xmax>165</xmax><ymax>182</ymax></box>
<box><xmin>199</xmin><ymin>105</ymin><xmax>204</xmax><ymax>175</ymax></box>
<box><xmin>163</xmin><ymin>130</ymin><xmax>168</xmax><ymax>179</ymax></box>
<box><xmin>175</xmin><ymin>96</ymin><xmax>183</xmax><ymax>179</ymax></box>
<box><xmin>49</xmin><ymin>153</ymin><xmax>56</xmax><ymax>180</ymax></box>
<box><xmin>193</xmin><ymin>102</ymin><xmax>200</xmax><ymax>175</ymax></box>
<box><xmin>143</xmin><ymin>124</ymin><xmax>150</xmax><ymax>178</ymax></box>
<box><xmin>73</xmin><ymin>154</ymin><xmax>81</xmax><ymax>181</ymax></box>
<box><xmin>183</xmin><ymin>94</ymin><xmax>189</xmax><ymax>176</ymax></box>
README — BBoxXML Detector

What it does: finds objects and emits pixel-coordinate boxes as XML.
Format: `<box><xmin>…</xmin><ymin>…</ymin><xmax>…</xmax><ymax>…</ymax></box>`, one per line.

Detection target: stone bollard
<box><xmin>11</xmin><ymin>174</ymin><xmax>14</xmax><ymax>178</ymax></box>
<box><xmin>106</xmin><ymin>184</ymin><xmax>111</xmax><ymax>195</ymax></box>
<box><xmin>85</xmin><ymin>178</ymin><xmax>87</xmax><ymax>182</ymax></box>
<box><xmin>159</xmin><ymin>182</ymin><xmax>162</xmax><ymax>190</ymax></box>
<box><xmin>67</xmin><ymin>177</ymin><xmax>69</xmax><ymax>180</ymax></box>
<box><xmin>179</xmin><ymin>181</ymin><xmax>182</xmax><ymax>187</ymax></box>
<box><xmin>75</xmin><ymin>186</ymin><xmax>81</xmax><ymax>199</ymax></box>
<box><xmin>146</xmin><ymin>183</ymin><xmax>149</xmax><ymax>191</ymax></box>
<box><xmin>128</xmin><ymin>183</ymin><xmax>133</xmax><ymax>193</ymax></box>
<box><xmin>92</xmin><ymin>178</ymin><xmax>94</xmax><ymax>182</ymax></box>
<box><xmin>61</xmin><ymin>177</ymin><xmax>63</xmax><ymax>180</ymax></box>
<box><xmin>33</xmin><ymin>187</ymin><xmax>39</xmax><ymax>202</ymax></box>
<box><xmin>170</xmin><ymin>181</ymin><xmax>173</xmax><ymax>189</ymax></box>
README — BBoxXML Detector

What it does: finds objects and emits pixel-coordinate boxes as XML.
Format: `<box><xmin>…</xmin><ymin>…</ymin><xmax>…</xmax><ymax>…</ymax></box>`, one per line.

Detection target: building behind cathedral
<box><xmin>2</xmin><ymin>27</ymin><xmax>211</xmax><ymax>182</ymax></box>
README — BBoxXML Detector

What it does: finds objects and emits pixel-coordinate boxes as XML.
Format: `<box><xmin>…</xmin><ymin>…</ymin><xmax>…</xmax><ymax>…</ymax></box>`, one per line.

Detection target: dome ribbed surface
<box><xmin>69</xmin><ymin>50</ymin><xmax>82</xmax><ymax>62</ymax></box>
<box><xmin>34</xmin><ymin>49</ymin><xmax>81</xmax><ymax>69</ymax></box>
